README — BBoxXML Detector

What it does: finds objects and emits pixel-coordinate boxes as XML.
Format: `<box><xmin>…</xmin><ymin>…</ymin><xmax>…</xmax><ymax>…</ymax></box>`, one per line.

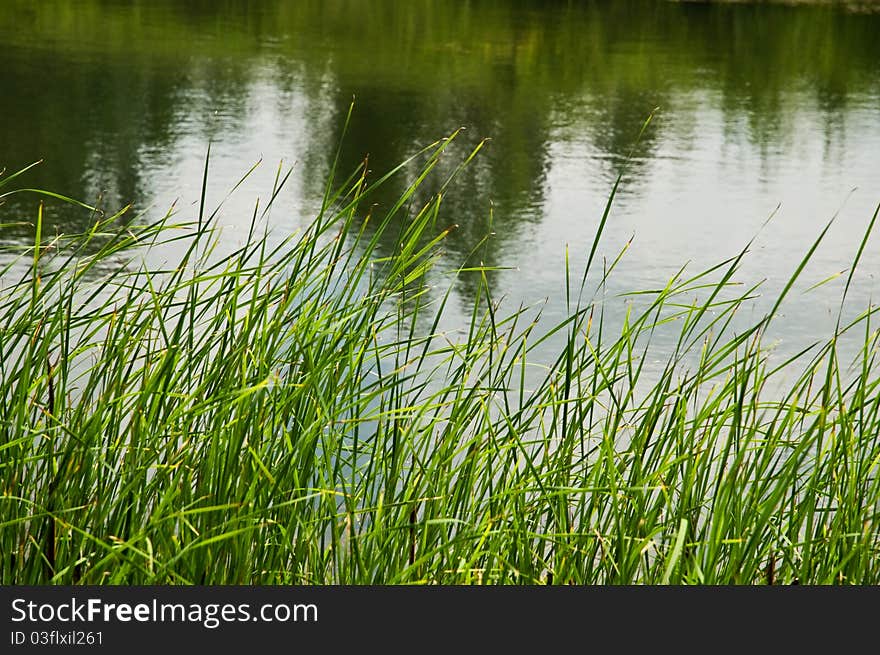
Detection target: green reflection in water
<box><xmin>1</xmin><ymin>0</ymin><xmax>879</xmax><ymax>306</ymax></box>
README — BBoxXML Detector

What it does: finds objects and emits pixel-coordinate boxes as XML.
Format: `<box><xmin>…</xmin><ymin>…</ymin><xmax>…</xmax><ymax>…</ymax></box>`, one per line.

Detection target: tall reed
<box><xmin>2</xmin><ymin>123</ymin><xmax>879</xmax><ymax>584</ymax></box>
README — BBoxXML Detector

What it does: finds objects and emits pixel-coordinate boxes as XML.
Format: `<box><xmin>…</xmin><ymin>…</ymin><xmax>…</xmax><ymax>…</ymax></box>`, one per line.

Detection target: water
<box><xmin>2</xmin><ymin>0</ymin><xmax>879</xmax><ymax>370</ymax></box>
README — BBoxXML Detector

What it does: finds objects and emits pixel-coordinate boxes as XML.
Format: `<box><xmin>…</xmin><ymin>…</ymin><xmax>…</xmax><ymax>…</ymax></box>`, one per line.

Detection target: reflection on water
<box><xmin>2</xmin><ymin>0</ymin><xmax>879</xmax><ymax>361</ymax></box>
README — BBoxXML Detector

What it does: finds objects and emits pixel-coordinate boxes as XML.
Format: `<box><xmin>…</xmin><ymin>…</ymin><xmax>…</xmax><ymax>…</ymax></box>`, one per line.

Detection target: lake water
<box><xmin>3</xmin><ymin>0</ymin><xmax>880</xmax><ymax>368</ymax></box>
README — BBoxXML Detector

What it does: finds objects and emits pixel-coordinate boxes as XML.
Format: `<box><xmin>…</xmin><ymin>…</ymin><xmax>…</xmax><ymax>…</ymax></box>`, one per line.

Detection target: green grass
<box><xmin>2</xmin><ymin>123</ymin><xmax>880</xmax><ymax>585</ymax></box>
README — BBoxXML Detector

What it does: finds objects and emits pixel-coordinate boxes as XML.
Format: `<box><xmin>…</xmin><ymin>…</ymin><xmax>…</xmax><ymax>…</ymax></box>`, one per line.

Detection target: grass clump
<box><xmin>2</xmin><ymin>126</ymin><xmax>880</xmax><ymax>585</ymax></box>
